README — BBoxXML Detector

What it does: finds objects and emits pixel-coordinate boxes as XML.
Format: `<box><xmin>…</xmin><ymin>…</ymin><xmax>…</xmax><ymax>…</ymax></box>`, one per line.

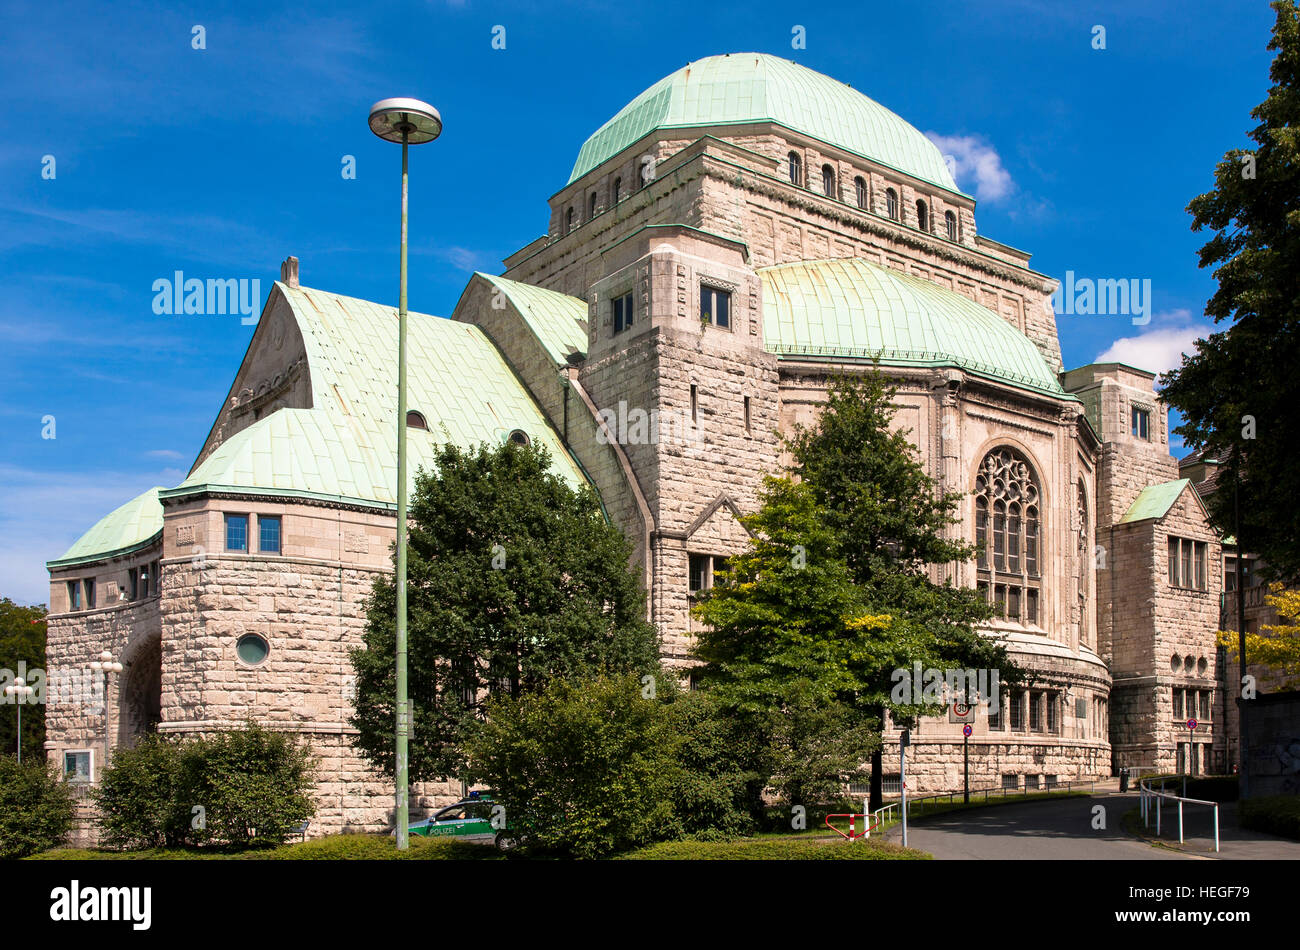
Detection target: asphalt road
<box><xmin>885</xmin><ymin>793</ymin><xmax>1189</xmax><ymax>860</ymax></box>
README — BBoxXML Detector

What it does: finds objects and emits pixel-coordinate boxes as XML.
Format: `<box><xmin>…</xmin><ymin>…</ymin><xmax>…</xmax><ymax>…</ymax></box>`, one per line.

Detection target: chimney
<box><xmin>280</xmin><ymin>256</ymin><xmax>299</xmax><ymax>288</ymax></box>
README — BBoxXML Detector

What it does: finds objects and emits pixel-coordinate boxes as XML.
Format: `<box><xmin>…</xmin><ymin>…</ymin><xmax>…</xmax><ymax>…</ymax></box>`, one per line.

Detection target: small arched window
<box><xmin>945</xmin><ymin>210</ymin><xmax>958</xmax><ymax>241</ymax></box>
<box><xmin>821</xmin><ymin>164</ymin><xmax>836</xmax><ymax>198</ymax></box>
<box><xmin>588</xmin><ymin>193</ymin><xmax>597</xmax><ymax>220</ymax></box>
<box><xmin>916</xmin><ymin>199</ymin><xmax>929</xmax><ymax>232</ymax></box>
<box><xmin>612</xmin><ymin>177</ymin><xmax>622</xmax><ymax>204</ymax></box>
<box><xmin>565</xmin><ymin>207</ymin><xmax>574</xmax><ymax>235</ymax></box>
<box><xmin>406</xmin><ymin>410</ymin><xmax>428</xmax><ymax>430</ymax></box>
<box><xmin>854</xmin><ymin>176</ymin><xmax>868</xmax><ymax>210</ymax></box>
<box><xmin>788</xmin><ymin>151</ymin><xmax>802</xmax><ymax>187</ymax></box>
<box><xmin>885</xmin><ymin>188</ymin><xmax>899</xmax><ymax>220</ymax></box>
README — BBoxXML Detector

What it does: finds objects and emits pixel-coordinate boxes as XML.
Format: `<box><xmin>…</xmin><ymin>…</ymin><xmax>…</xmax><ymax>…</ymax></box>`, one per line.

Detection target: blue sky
<box><xmin>0</xmin><ymin>0</ymin><xmax>1279</xmax><ymax>604</ymax></box>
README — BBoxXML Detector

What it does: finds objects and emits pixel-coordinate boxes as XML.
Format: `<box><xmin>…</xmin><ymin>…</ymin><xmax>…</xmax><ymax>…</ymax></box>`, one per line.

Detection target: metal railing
<box><xmin>1139</xmin><ymin>775</ymin><xmax>1220</xmax><ymax>852</ymax></box>
<box><xmin>864</xmin><ymin>778</ymin><xmax>1097</xmax><ymax>837</ymax></box>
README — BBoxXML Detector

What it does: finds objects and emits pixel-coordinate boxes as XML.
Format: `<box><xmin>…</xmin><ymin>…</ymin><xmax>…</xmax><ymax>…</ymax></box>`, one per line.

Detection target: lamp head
<box><xmin>368</xmin><ymin>98</ymin><xmax>441</xmax><ymax>144</ymax></box>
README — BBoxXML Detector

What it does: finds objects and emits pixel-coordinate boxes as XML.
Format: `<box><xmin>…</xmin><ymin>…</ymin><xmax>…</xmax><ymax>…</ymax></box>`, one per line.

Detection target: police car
<box><xmin>406</xmin><ymin>792</ymin><xmax>519</xmax><ymax>850</ymax></box>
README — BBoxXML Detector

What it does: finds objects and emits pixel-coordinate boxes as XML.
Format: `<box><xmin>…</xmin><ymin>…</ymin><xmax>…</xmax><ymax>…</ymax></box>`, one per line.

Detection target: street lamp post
<box><xmin>89</xmin><ymin>649</ymin><xmax>122</xmax><ymax>780</ymax></box>
<box><xmin>4</xmin><ymin>677</ymin><xmax>34</xmax><ymax>761</ymax></box>
<box><xmin>368</xmin><ymin>97</ymin><xmax>441</xmax><ymax>851</ymax></box>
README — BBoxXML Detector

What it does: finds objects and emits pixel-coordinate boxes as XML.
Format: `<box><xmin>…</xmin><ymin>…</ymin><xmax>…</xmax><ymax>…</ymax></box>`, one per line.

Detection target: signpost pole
<box><xmin>900</xmin><ymin>729</ymin><xmax>909</xmax><ymax>849</ymax></box>
<box><xmin>963</xmin><ymin>727</ymin><xmax>970</xmax><ymax>804</ymax></box>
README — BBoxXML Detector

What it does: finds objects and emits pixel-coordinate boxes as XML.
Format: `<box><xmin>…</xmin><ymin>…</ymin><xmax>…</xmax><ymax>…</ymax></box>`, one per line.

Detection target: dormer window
<box><xmin>854</xmin><ymin>176</ymin><xmax>868</xmax><ymax>209</ymax></box>
<box><xmin>406</xmin><ymin>410</ymin><xmax>428</xmax><ymax>430</ymax></box>
<box><xmin>945</xmin><ymin>210</ymin><xmax>958</xmax><ymax>241</ymax></box>
<box><xmin>788</xmin><ymin>151</ymin><xmax>802</xmax><ymax>187</ymax></box>
<box><xmin>916</xmin><ymin>199</ymin><xmax>929</xmax><ymax>232</ymax></box>
<box><xmin>885</xmin><ymin>188</ymin><xmax>899</xmax><ymax>220</ymax></box>
<box><xmin>821</xmin><ymin>164</ymin><xmax>836</xmax><ymax>198</ymax></box>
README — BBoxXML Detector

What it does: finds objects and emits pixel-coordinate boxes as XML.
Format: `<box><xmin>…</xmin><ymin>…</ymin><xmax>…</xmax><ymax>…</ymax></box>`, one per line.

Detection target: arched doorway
<box><xmin>121</xmin><ymin>634</ymin><xmax>161</xmax><ymax>747</ymax></box>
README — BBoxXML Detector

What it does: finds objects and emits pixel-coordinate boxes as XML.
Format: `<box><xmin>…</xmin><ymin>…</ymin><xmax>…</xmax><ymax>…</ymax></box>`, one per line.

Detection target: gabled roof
<box><xmin>162</xmin><ymin>283</ymin><xmax>588</xmax><ymax>507</ymax></box>
<box><xmin>49</xmin><ymin>487</ymin><xmax>164</xmax><ymax>568</ymax></box>
<box><xmin>568</xmin><ymin>53</ymin><xmax>961</xmax><ymax>193</ymax></box>
<box><xmin>759</xmin><ymin>258</ymin><xmax>1070</xmax><ymax>398</ymax></box>
<box><xmin>1119</xmin><ymin>479</ymin><xmax>1195</xmax><ymax>524</ymax></box>
<box><xmin>471</xmin><ymin>273</ymin><xmax>588</xmax><ymax>365</ymax></box>
<box><xmin>58</xmin><ymin>282</ymin><xmax>592</xmax><ymax>567</ymax></box>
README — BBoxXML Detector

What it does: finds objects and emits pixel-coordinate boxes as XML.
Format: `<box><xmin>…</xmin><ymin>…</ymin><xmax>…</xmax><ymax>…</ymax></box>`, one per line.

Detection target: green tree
<box><xmin>0</xmin><ymin>598</ymin><xmax>47</xmax><ymax>761</ymax></box>
<box><xmin>787</xmin><ymin>373</ymin><xmax>1022</xmax><ymax>811</ymax></box>
<box><xmin>1160</xmin><ymin>1</ymin><xmax>1300</xmax><ymax>582</ymax></box>
<box><xmin>350</xmin><ymin>441</ymin><xmax>659</xmax><ymax>782</ymax></box>
<box><xmin>465</xmin><ymin>672</ymin><xmax>679</xmax><ymax>858</ymax></box>
<box><xmin>0</xmin><ymin>756</ymin><xmax>74</xmax><ymax>858</ymax></box>
<box><xmin>691</xmin><ymin>475</ymin><xmax>897</xmax><ymax>807</ymax></box>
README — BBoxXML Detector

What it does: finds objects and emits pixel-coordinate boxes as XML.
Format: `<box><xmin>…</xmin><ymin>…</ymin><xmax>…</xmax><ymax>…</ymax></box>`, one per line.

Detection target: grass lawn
<box><xmin>29</xmin><ymin>832</ymin><xmax>927</xmax><ymax>861</ymax></box>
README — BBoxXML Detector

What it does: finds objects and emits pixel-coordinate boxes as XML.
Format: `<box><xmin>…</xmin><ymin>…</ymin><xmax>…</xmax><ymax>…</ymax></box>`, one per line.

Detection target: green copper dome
<box><xmin>760</xmin><ymin>258</ymin><xmax>1069</xmax><ymax>398</ymax></box>
<box><xmin>49</xmin><ymin>487</ymin><xmax>164</xmax><ymax>568</ymax></box>
<box><xmin>568</xmin><ymin>53</ymin><xmax>960</xmax><ymax>192</ymax></box>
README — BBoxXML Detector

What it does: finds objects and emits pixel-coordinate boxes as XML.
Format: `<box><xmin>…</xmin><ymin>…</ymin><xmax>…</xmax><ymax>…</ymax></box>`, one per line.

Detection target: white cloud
<box><xmin>925</xmin><ymin>133</ymin><xmax>1014</xmax><ymax>201</ymax></box>
<box><xmin>145</xmin><ymin>449</ymin><xmax>185</xmax><ymax>461</ymax></box>
<box><xmin>1096</xmin><ymin>320</ymin><xmax>1213</xmax><ymax>376</ymax></box>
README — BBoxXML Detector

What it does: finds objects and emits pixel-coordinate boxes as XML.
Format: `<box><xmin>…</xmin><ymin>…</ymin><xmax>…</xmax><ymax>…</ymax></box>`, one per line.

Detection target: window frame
<box><xmin>1131</xmin><ymin>405</ymin><xmax>1151</xmax><ymax>441</ymax></box>
<box><xmin>225</xmin><ymin>513</ymin><xmax>249</xmax><ymax>553</ymax></box>
<box><xmin>854</xmin><ymin>176</ymin><xmax>868</xmax><ymax>209</ymax></box>
<box><xmin>885</xmin><ymin>188</ymin><xmax>899</xmax><ymax>220</ymax></box>
<box><xmin>945</xmin><ymin>210</ymin><xmax>958</xmax><ymax>241</ymax></box>
<box><xmin>64</xmin><ymin>749</ymin><xmax>94</xmax><ymax>783</ymax></box>
<box><xmin>821</xmin><ymin>163</ymin><xmax>836</xmax><ymax>198</ymax></box>
<box><xmin>612</xmin><ymin>291</ymin><xmax>634</xmax><ymax>335</ymax></box>
<box><xmin>787</xmin><ymin>151</ymin><xmax>802</xmax><ymax>187</ymax></box>
<box><xmin>699</xmin><ymin>284</ymin><xmax>731</xmax><ymax>329</ymax></box>
<box><xmin>259</xmin><ymin>515</ymin><xmax>282</xmax><ymax>554</ymax></box>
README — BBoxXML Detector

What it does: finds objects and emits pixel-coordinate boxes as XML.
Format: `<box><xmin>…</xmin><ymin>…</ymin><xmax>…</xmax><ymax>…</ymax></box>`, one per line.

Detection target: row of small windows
<box><xmin>1172</xmin><ymin>688</ymin><xmax>1213</xmax><ymax>722</ymax></box>
<box><xmin>225</xmin><ymin>513</ymin><xmax>282</xmax><ymax>554</ymax></box>
<box><xmin>787</xmin><ymin>151</ymin><xmax>960</xmax><ymax>240</ymax></box>
<box><xmin>65</xmin><ymin>560</ymin><xmax>161</xmax><ymax>612</ymax></box>
<box><xmin>612</xmin><ymin>284</ymin><xmax>732</xmax><ymax>335</ymax></box>
<box><xmin>564</xmin><ymin>165</ymin><xmax>653</xmax><ymax>236</ymax></box>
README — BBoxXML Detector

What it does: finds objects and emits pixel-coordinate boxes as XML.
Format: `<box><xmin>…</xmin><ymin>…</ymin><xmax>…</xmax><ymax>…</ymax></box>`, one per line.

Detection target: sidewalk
<box><xmin>1129</xmin><ymin>794</ymin><xmax>1300</xmax><ymax>859</ymax></box>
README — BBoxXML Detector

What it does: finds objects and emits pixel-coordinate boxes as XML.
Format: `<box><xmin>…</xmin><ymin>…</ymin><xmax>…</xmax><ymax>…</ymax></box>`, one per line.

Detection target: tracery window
<box><xmin>974</xmin><ymin>448</ymin><xmax>1041</xmax><ymax>626</ymax></box>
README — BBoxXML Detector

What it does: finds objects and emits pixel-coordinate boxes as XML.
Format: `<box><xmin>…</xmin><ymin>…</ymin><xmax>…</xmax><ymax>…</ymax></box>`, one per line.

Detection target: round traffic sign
<box><xmin>954</xmin><ymin>702</ymin><xmax>971</xmax><ymax>717</ymax></box>
<box><xmin>962</xmin><ymin>724</ymin><xmax>973</xmax><ymax>737</ymax></box>
<box><xmin>1187</xmin><ymin>718</ymin><xmax>1198</xmax><ymax>731</ymax></box>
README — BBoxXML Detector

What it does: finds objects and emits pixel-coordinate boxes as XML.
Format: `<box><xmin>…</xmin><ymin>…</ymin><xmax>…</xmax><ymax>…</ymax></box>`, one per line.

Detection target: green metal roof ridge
<box><xmin>471</xmin><ymin>273</ymin><xmax>588</xmax><ymax>365</ymax></box>
<box><xmin>49</xmin><ymin>487</ymin><xmax>165</xmax><ymax>568</ymax></box>
<box><xmin>1118</xmin><ymin>479</ymin><xmax>1192</xmax><ymax>524</ymax></box>
<box><xmin>758</xmin><ymin>257</ymin><xmax>1067</xmax><ymax>398</ymax></box>
<box><xmin>568</xmin><ymin>53</ymin><xmax>960</xmax><ymax>193</ymax></box>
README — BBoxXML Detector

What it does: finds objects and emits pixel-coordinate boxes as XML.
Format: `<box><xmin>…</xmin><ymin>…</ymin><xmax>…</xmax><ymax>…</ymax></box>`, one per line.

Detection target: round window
<box><xmin>236</xmin><ymin>634</ymin><xmax>269</xmax><ymax>666</ymax></box>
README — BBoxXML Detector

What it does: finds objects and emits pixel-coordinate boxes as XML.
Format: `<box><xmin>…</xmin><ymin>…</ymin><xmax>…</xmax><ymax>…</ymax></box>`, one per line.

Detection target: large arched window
<box><xmin>885</xmin><ymin>188</ymin><xmax>899</xmax><ymax>220</ymax></box>
<box><xmin>822</xmin><ymin>163</ymin><xmax>836</xmax><ymax>198</ymax></box>
<box><xmin>916</xmin><ymin>199</ymin><xmax>929</xmax><ymax>232</ymax></box>
<box><xmin>1077</xmin><ymin>481</ymin><xmax>1089</xmax><ymax>643</ymax></box>
<box><xmin>945</xmin><ymin>210</ymin><xmax>958</xmax><ymax>241</ymax></box>
<box><xmin>974</xmin><ymin>448</ymin><xmax>1041</xmax><ymax>626</ymax></box>
<box><xmin>788</xmin><ymin>151</ymin><xmax>803</xmax><ymax>187</ymax></box>
<box><xmin>854</xmin><ymin>176</ymin><xmax>868</xmax><ymax>209</ymax></box>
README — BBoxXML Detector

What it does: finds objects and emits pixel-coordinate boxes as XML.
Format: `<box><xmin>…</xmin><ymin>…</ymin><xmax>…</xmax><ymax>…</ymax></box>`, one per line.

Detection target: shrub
<box><xmin>466</xmin><ymin>672</ymin><xmax>682</xmax><ymax>858</ymax></box>
<box><xmin>95</xmin><ymin>722</ymin><xmax>316</xmax><ymax>850</ymax></box>
<box><xmin>1238</xmin><ymin>795</ymin><xmax>1300</xmax><ymax>840</ymax></box>
<box><xmin>179</xmin><ymin>723</ymin><xmax>316</xmax><ymax>848</ymax></box>
<box><xmin>0</xmin><ymin>756</ymin><xmax>75</xmax><ymax>858</ymax></box>
<box><xmin>95</xmin><ymin>735</ymin><xmax>186</xmax><ymax>849</ymax></box>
